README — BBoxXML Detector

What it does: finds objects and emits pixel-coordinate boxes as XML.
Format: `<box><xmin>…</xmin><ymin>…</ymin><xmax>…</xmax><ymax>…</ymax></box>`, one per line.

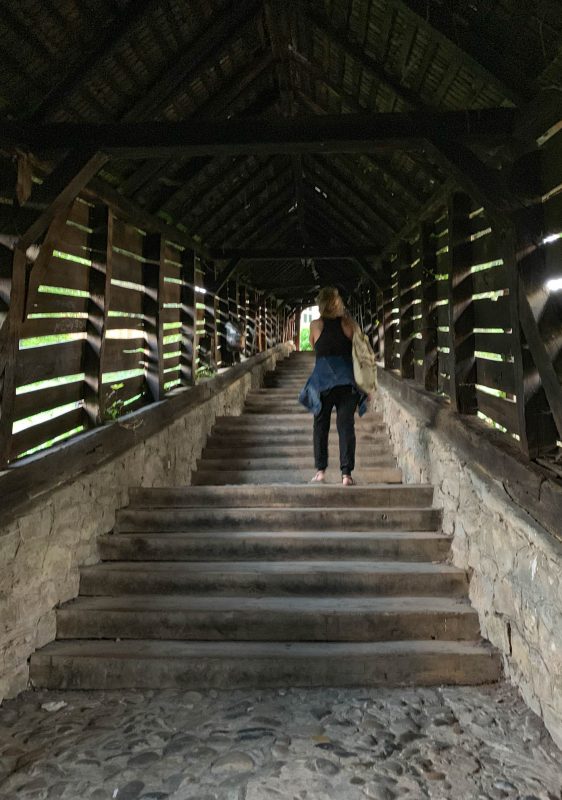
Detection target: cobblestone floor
<box><xmin>0</xmin><ymin>684</ymin><xmax>560</xmax><ymax>800</ymax></box>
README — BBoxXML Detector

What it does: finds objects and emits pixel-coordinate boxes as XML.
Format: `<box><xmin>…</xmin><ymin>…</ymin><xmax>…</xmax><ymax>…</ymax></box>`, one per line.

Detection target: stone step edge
<box><xmin>58</xmin><ymin>595</ymin><xmax>475</xmax><ymax>613</ymax></box>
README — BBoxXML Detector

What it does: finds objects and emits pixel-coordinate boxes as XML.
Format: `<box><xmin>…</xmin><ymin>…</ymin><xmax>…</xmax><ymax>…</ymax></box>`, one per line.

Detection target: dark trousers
<box><xmin>313</xmin><ymin>385</ymin><xmax>358</xmax><ymax>475</ymax></box>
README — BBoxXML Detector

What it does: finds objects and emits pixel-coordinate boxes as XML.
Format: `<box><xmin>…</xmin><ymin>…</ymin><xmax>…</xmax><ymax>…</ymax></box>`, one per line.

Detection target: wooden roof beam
<box><xmin>14</xmin><ymin>109</ymin><xmax>516</xmax><ymax>158</ymax></box>
<box><xmin>207</xmin><ymin>247</ymin><xmax>380</xmax><ymax>260</ymax></box>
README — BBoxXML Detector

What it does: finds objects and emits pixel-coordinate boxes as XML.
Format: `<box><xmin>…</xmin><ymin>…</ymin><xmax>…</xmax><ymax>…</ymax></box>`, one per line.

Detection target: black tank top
<box><xmin>314</xmin><ymin>317</ymin><xmax>352</xmax><ymax>359</ymax></box>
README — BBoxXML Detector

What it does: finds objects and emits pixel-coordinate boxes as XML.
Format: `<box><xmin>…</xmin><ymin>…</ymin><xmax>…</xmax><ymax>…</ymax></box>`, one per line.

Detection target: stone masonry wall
<box><xmin>374</xmin><ymin>383</ymin><xmax>562</xmax><ymax>749</ymax></box>
<box><xmin>0</xmin><ymin>346</ymin><xmax>291</xmax><ymax>702</ymax></box>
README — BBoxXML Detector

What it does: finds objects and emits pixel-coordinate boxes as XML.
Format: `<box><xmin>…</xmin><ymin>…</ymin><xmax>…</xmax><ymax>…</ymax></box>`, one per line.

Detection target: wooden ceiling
<box><xmin>1</xmin><ymin>0</ymin><xmax>562</xmax><ymax>301</ymax></box>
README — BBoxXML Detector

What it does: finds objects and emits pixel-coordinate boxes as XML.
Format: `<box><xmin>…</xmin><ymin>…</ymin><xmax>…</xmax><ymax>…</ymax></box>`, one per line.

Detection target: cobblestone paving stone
<box><xmin>0</xmin><ymin>684</ymin><xmax>560</xmax><ymax>800</ymax></box>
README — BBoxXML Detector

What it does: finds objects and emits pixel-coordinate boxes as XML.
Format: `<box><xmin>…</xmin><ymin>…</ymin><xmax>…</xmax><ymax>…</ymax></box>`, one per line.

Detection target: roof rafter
<box><xmin>392</xmin><ymin>0</ymin><xmax>527</xmax><ymax>105</ymax></box>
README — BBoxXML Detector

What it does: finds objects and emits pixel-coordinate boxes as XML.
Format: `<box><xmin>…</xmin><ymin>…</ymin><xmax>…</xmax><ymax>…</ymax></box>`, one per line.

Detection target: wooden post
<box><xmin>419</xmin><ymin>222</ymin><xmax>439</xmax><ymax>391</ymax></box>
<box><xmin>447</xmin><ymin>192</ymin><xmax>477</xmax><ymax>414</ymax></box>
<box><xmin>142</xmin><ymin>232</ymin><xmax>164</xmax><ymax>402</ymax></box>
<box><xmin>398</xmin><ymin>240</ymin><xmax>415</xmax><ymax>380</ymax></box>
<box><xmin>0</xmin><ymin>248</ymin><xmax>27</xmax><ymax>466</ymax></box>
<box><xmin>83</xmin><ymin>204</ymin><xmax>111</xmax><ymax>426</ymax></box>
<box><xmin>382</xmin><ymin>282</ymin><xmax>396</xmax><ymax>371</ymax></box>
<box><xmin>180</xmin><ymin>248</ymin><xmax>196</xmax><ymax>385</ymax></box>
<box><xmin>294</xmin><ymin>305</ymin><xmax>301</xmax><ymax>352</ymax></box>
<box><xmin>503</xmin><ymin>213</ymin><xmax>560</xmax><ymax>457</ymax></box>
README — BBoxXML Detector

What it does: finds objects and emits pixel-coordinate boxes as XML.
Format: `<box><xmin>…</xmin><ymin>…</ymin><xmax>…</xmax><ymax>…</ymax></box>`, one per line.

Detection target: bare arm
<box><xmin>309</xmin><ymin>318</ymin><xmax>323</xmax><ymax>347</ymax></box>
<box><xmin>341</xmin><ymin>314</ymin><xmax>356</xmax><ymax>340</ymax></box>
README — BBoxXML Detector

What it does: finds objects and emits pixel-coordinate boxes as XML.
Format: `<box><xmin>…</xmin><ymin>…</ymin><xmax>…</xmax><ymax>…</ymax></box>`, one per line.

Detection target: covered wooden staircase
<box><xmin>30</xmin><ymin>352</ymin><xmax>500</xmax><ymax>690</ymax></box>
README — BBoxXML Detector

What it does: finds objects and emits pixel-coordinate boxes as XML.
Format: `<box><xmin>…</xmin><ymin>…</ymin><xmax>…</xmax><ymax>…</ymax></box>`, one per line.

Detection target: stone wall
<box><xmin>374</xmin><ymin>374</ymin><xmax>562</xmax><ymax>749</ymax></box>
<box><xmin>0</xmin><ymin>345</ymin><xmax>292</xmax><ymax>702</ymax></box>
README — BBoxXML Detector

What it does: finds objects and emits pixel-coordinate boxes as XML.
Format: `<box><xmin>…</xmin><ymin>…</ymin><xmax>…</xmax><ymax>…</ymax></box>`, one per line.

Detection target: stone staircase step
<box><xmin>116</xmin><ymin>506</ymin><xmax>440</xmax><ymax>533</ymax></box>
<box><xmin>79</xmin><ymin>560</ymin><xmax>466</xmax><ymax>597</ymax></box>
<box><xmin>192</xmin><ymin>467</ymin><xmax>402</xmax><ymax>485</ymax></box>
<box><xmin>98</xmin><ymin>530</ymin><xmax>452</xmax><ymax>562</ymax></box>
<box><xmin>56</xmin><ymin>596</ymin><xmax>480</xmax><ymax>642</ymax></box>
<box><xmin>205</xmin><ymin>433</ymin><xmax>389</xmax><ymax>448</ymax></box>
<box><xmin>201</xmin><ymin>444</ymin><xmax>394</xmax><ymax>459</ymax></box>
<box><xmin>128</xmin><ymin>485</ymin><xmax>434</xmax><ymax>508</ymax></box>
<box><xmin>212</xmin><ymin>414</ymin><xmax>385</xmax><ymax>428</ymax></box>
<box><xmin>30</xmin><ymin>640</ymin><xmax>501</xmax><ymax>690</ymax></box>
<box><xmin>196</xmin><ymin>456</ymin><xmax>397</xmax><ymax>470</ymax></box>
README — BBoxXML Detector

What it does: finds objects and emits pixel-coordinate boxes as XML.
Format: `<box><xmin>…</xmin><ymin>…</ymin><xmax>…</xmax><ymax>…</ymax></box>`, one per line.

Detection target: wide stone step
<box><xmin>79</xmin><ymin>561</ymin><xmax>465</xmax><ymax>596</ymax></box>
<box><xmin>192</xmin><ymin>467</ymin><xmax>402</xmax><ymax>485</ymax></box>
<box><xmin>206</xmin><ymin>433</ymin><xmax>389</xmax><ymax>448</ymax></box>
<box><xmin>212</xmin><ymin>414</ymin><xmax>385</xmax><ymax>429</ymax></box>
<box><xmin>244</xmin><ymin>406</ymin><xmax>310</xmax><ymax>414</ymax></box>
<box><xmin>30</xmin><ymin>640</ymin><xmax>501</xmax><ymax>690</ymax></box>
<box><xmin>196</xmin><ymin>456</ymin><xmax>397</xmax><ymax>470</ymax></box>
<box><xmin>201</xmin><ymin>444</ymin><xmax>395</xmax><ymax>459</ymax></box>
<box><xmin>116</xmin><ymin>506</ymin><xmax>439</xmax><ymax>533</ymax></box>
<box><xmin>57</xmin><ymin>596</ymin><xmax>480</xmax><ymax>642</ymax></box>
<box><xmin>99</xmin><ymin>530</ymin><xmax>451</xmax><ymax>562</ymax></box>
<box><xmin>128</xmin><ymin>484</ymin><xmax>434</xmax><ymax>509</ymax></box>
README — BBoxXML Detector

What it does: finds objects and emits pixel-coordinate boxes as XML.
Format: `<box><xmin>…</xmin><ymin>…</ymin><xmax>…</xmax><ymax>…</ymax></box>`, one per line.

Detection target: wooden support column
<box><xmin>180</xmin><ymin>249</ymin><xmax>197</xmax><ymax>386</ymax></box>
<box><xmin>501</xmin><ymin>208</ymin><xmax>561</xmax><ymax>456</ymax></box>
<box><xmin>398</xmin><ymin>241</ymin><xmax>415</xmax><ymax>379</ymax></box>
<box><xmin>83</xmin><ymin>205</ymin><xmax>111</xmax><ymax>426</ymax></box>
<box><xmin>142</xmin><ymin>232</ymin><xmax>164</xmax><ymax>402</ymax></box>
<box><xmin>382</xmin><ymin>280</ymin><xmax>396</xmax><ymax>371</ymax></box>
<box><xmin>447</xmin><ymin>192</ymin><xmax>477</xmax><ymax>414</ymax></box>
<box><xmin>294</xmin><ymin>305</ymin><xmax>301</xmax><ymax>352</ymax></box>
<box><xmin>0</xmin><ymin>248</ymin><xmax>27</xmax><ymax>466</ymax></box>
<box><xmin>376</xmin><ymin>289</ymin><xmax>385</xmax><ymax>362</ymax></box>
<box><xmin>419</xmin><ymin>222</ymin><xmax>439</xmax><ymax>391</ymax></box>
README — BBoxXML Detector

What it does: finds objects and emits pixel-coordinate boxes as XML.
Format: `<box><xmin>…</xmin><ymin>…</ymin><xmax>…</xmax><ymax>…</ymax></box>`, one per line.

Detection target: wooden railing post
<box><xmin>180</xmin><ymin>248</ymin><xmax>196</xmax><ymax>386</ymax></box>
<box><xmin>419</xmin><ymin>222</ymin><xmax>439</xmax><ymax>392</ymax></box>
<box><xmin>83</xmin><ymin>204</ymin><xmax>111</xmax><ymax>425</ymax></box>
<box><xmin>398</xmin><ymin>240</ymin><xmax>415</xmax><ymax>380</ymax></box>
<box><xmin>142</xmin><ymin>232</ymin><xmax>164</xmax><ymax>401</ymax></box>
<box><xmin>0</xmin><ymin>248</ymin><xmax>26</xmax><ymax>466</ymax></box>
<box><xmin>382</xmin><ymin>282</ymin><xmax>396</xmax><ymax>371</ymax></box>
<box><xmin>447</xmin><ymin>192</ymin><xmax>477</xmax><ymax>414</ymax></box>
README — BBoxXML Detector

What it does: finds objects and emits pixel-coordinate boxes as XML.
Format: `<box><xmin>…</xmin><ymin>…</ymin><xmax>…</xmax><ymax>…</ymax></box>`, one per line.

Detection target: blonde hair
<box><xmin>316</xmin><ymin>286</ymin><xmax>344</xmax><ymax>319</ymax></box>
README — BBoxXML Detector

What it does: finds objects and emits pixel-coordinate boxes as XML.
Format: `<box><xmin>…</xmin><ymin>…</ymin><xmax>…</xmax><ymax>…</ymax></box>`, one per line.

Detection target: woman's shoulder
<box><xmin>341</xmin><ymin>314</ymin><xmax>356</xmax><ymax>339</ymax></box>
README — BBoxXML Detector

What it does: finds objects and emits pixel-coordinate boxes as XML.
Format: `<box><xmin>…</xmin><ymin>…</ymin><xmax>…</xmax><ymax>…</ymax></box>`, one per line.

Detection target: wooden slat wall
<box><xmin>0</xmin><ymin>200</ymin><xmax>292</xmax><ymax>466</ymax></box>
<box><xmin>353</xmin><ymin>173</ymin><xmax>562</xmax><ymax>457</ymax></box>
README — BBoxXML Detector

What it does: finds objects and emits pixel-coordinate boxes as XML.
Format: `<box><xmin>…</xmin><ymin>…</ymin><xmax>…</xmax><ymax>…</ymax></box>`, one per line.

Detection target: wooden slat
<box><xmin>15</xmin><ymin>340</ymin><xmax>84</xmax><ymax>387</ymax></box>
<box><xmin>29</xmin><ymin>293</ymin><xmax>90</xmax><ymax>316</ymax></box>
<box><xmin>38</xmin><ymin>256</ymin><xmax>91</xmax><ymax>293</ymax></box>
<box><xmin>13</xmin><ymin>380</ymin><xmax>84</xmax><ymax>420</ymax></box>
<box><xmin>20</xmin><ymin>316</ymin><xmax>89</xmax><ymax>339</ymax></box>
<box><xmin>10</xmin><ymin>407</ymin><xmax>86</xmax><ymax>459</ymax></box>
<box><xmin>109</xmin><ymin>285</ymin><xmax>144</xmax><ymax>314</ymax></box>
<box><xmin>476</xmin><ymin>358</ymin><xmax>516</xmax><ymax>395</ymax></box>
<box><xmin>472</xmin><ymin>295</ymin><xmax>511</xmax><ymax>329</ymax></box>
<box><xmin>471</xmin><ymin>266</ymin><xmax>508</xmax><ymax>295</ymax></box>
<box><xmin>110</xmin><ymin>250</ymin><xmax>146</xmax><ymax>284</ymax></box>
<box><xmin>477</xmin><ymin>390</ymin><xmax>519</xmax><ymax>432</ymax></box>
<box><xmin>474</xmin><ymin>331</ymin><xmax>513</xmax><ymax>357</ymax></box>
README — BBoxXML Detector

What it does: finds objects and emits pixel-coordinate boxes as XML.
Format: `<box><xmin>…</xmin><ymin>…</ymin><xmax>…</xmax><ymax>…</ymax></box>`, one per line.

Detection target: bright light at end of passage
<box><xmin>546</xmin><ymin>278</ymin><xmax>562</xmax><ymax>291</ymax></box>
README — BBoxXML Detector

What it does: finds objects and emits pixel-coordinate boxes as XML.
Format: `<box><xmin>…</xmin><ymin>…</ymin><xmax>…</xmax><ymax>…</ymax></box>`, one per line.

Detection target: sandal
<box><xmin>311</xmin><ymin>471</ymin><xmax>326</xmax><ymax>483</ymax></box>
<box><xmin>342</xmin><ymin>475</ymin><xmax>355</xmax><ymax>486</ymax></box>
